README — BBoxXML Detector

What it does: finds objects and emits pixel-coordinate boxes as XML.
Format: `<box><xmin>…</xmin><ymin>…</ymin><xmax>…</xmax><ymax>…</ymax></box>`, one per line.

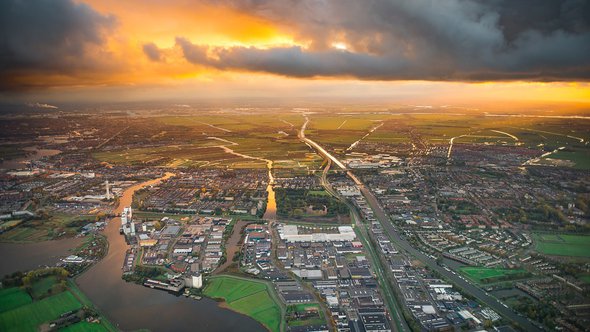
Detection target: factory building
<box><xmin>279</xmin><ymin>225</ymin><xmax>356</xmax><ymax>242</ymax></box>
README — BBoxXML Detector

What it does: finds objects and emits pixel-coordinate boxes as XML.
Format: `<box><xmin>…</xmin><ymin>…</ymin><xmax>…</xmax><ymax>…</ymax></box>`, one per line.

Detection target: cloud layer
<box><xmin>0</xmin><ymin>0</ymin><xmax>116</xmax><ymax>89</ymax></box>
<box><xmin>175</xmin><ymin>0</ymin><xmax>590</xmax><ymax>81</ymax></box>
<box><xmin>0</xmin><ymin>0</ymin><xmax>589</xmax><ymax>93</ymax></box>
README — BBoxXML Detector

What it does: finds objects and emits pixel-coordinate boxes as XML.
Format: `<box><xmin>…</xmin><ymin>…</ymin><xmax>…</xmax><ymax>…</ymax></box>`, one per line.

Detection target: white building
<box><xmin>121</xmin><ymin>207</ymin><xmax>134</xmax><ymax>235</ymax></box>
<box><xmin>185</xmin><ymin>273</ymin><xmax>203</xmax><ymax>288</ymax></box>
<box><xmin>279</xmin><ymin>225</ymin><xmax>356</xmax><ymax>243</ymax></box>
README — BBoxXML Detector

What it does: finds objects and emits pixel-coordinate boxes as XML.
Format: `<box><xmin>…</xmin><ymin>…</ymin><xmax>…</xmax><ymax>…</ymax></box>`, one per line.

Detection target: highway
<box><xmin>299</xmin><ymin>116</ymin><xmax>362</xmax><ymax>185</ymax></box>
<box><xmin>299</xmin><ymin>115</ymin><xmax>543</xmax><ymax>332</ymax></box>
<box><xmin>360</xmin><ymin>187</ymin><xmax>543</xmax><ymax>332</ymax></box>
<box><xmin>320</xmin><ymin>161</ymin><xmax>410</xmax><ymax>332</ymax></box>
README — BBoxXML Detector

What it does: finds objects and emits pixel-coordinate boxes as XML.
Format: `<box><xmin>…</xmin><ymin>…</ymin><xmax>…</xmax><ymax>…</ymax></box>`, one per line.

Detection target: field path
<box><xmin>346</xmin><ymin>122</ymin><xmax>383</xmax><ymax>151</ymax></box>
<box><xmin>491</xmin><ymin>130</ymin><xmax>519</xmax><ymax>141</ymax></box>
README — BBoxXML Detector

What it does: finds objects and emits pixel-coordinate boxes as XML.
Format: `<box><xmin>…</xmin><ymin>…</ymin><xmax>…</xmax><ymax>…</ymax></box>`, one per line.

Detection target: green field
<box><xmin>547</xmin><ymin>148</ymin><xmax>590</xmax><ymax>170</ymax></box>
<box><xmin>60</xmin><ymin>321</ymin><xmax>110</xmax><ymax>332</ymax></box>
<box><xmin>0</xmin><ymin>274</ymin><xmax>116</xmax><ymax>332</ymax></box>
<box><xmin>578</xmin><ymin>275</ymin><xmax>590</xmax><ymax>284</ymax></box>
<box><xmin>31</xmin><ymin>275</ymin><xmax>57</xmax><ymax>299</ymax></box>
<box><xmin>94</xmin><ymin>113</ymin><xmax>322</xmax><ymax>170</ymax></box>
<box><xmin>0</xmin><ymin>290</ymin><xmax>82</xmax><ymax>332</ymax></box>
<box><xmin>0</xmin><ymin>213</ymin><xmax>94</xmax><ymax>242</ymax></box>
<box><xmin>0</xmin><ymin>288</ymin><xmax>32</xmax><ymax>313</ymax></box>
<box><xmin>203</xmin><ymin>275</ymin><xmax>283</xmax><ymax>332</ymax></box>
<box><xmin>533</xmin><ymin>233</ymin><xmax>590</xmax><ymax>258</ymax></box>
<box><xmin>460</xmin><ymin>267</ymin><xmax>530</xmax><ymax>284</ymax></box>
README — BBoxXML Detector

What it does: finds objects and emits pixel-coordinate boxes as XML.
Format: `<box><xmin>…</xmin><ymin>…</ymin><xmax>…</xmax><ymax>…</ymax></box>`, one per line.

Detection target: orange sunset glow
<box><xmin>0</xmin><ymin>0</ymin><xmax>588</xmax><ymax>108</ymax></box>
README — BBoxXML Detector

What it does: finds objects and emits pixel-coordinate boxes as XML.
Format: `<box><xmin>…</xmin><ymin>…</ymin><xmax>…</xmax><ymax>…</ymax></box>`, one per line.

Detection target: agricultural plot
<box><xmin>547</xmin><ymin>148</ymin><xmax>590</xmax><ymax>170</ymax></box>
<box><xmin>460</xmin><ymin>267</ymin><xmax>530</xmax><ymax>284</ymax></box>
<box><xmin>203</xmin><ymin>275</ymin><xmax>282</xmax><ymax>332</ymax></box>
<box><xmin>0</xmin><ymin>275</ymin><xmax>116</xmax><ymax>332</ymax></box>
<box><xmin>533</xmin><ymin>233</ymin><xmax>590</xmax><ymax>258</ymax></box>
<box><xmin>96</xmin><ymin>113</ymin><xmax>321</xmax><ymax>170</ymax></box>
<box><xmin>0</xmin><ymin>288</ymin><xmax>32</xmax><ymax>314</ymax></box>
<box><xmin>0</xmin><ymin>290</ymin><xmax>81</xmax><ymax>332</ymax></box>
<box><xmin>0</xmin><ymin>213</ymin><xmax>94</xmax><ymax>242</ymax></box>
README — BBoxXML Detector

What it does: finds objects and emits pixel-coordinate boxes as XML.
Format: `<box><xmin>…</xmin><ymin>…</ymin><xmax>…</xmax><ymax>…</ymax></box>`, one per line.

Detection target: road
<box><xmin>300</xmin><ymin>115</ymin><xmax>543</xmax><ymax>332</ymax></box>
<box><xmin>319</xmin><ymin>161</ymin><xmax>409</xmax><ymax>332</ymax></box>
<box><xmin>313</xmin><ymin>126</ymin><xmax>409</xmax><ymax>332</ymax></box>
<box><xmin>299</xmin><ymin>116</ymin><xmax>362</xmax><ymax>185</ymax></box>
<box><xmin>350</xmin><ymin>205</ymin><xmax>410</xmax><ymax>332</ymax></box>
<box><xmin>360</xmin><ymin>187</ymin><xmax>543</xmax><ymax>332</ymax></box>
<box><xmin>96</xmin><ymin>126</ymin><xmax>129</xmax><ymax>150</ymax></box>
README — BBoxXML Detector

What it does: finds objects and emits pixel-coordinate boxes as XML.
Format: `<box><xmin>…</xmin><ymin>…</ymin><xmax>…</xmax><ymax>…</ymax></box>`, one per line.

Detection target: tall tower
<box><xmin>105</xmin><ymin>180</ymin><xmax>111</xmax><ymax>200</ymax></box>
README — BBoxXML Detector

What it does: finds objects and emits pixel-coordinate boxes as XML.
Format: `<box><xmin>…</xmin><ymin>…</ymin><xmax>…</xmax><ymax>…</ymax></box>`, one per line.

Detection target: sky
<box><xmin>0</xmin><ymin>0</ymin><xmax>589</xmax><ymax>108</ymax></box>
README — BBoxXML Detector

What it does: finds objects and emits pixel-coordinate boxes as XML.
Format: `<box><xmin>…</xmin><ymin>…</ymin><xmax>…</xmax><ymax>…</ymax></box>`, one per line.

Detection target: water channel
<box><xmin>0</xmin><ymin>147</ymin><xmax>61</xmax><ymax>169</ymax></box>
<box><xmin>74</xmin><ymin>172</ymin><xmax>265</xmax><ymax>331</ymax></box>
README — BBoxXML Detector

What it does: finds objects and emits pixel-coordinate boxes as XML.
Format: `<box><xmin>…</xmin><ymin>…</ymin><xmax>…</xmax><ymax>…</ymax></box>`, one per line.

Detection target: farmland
<box><xmin>93</xmin><ymin>112</ymin><xmax>322</xmax><ymax>170</ymax></box>
<box><xmin>460</xmin><ymin>267</ymin><xmax>530</xmax><ymax>284</ymax></box>
<box><xmin>0</xmin><ymin>290</ymin><xmax>81</xmax><ymax>331</ymax></box>
<box><xmin>533</xmin><ymin>233</ymin><xmax>590</xmax><ymax>258</ymax></box>
<box><xmin>203</xmin><ymin>275</ymin><xmax>283</xmax><ymax>332</ymax></box>
<box><xmin>0</xmin><ymin>274</ymin><xmax>115</xmax><ymax>332</ymax></box>
<box><xmin>0</xmin><ymin>288</ymin><xmax>32</xmax><ymax>313</ymax></box>
<box><xmin>89</xmin><ymin>110</ymin><xmax>590</xmax><ymax>173</ymax></box>
<box><xmin>0</xmin><ymin>213</ymin><xmax>95</xmax><ymax>243</ymax></box>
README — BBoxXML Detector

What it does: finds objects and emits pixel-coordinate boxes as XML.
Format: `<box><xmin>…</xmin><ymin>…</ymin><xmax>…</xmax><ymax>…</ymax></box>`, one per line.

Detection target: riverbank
<box><xmin>203</xmin><ymin>275</ymin><xmax>285</xmax><ymax>332</ymax></box>
<box><xmin>75</xmin><ymin>172</ymin><xmax>266</xmax><ymax>332</ymax></box>
<box><xmin>0</xmin><ymin>268</ymin><xmax>117</xmax><ymax>332</ymax></box>
<box><xmin>0</xmin><ymin>237</ymin><xmax>85</xmax><ymax>277</ymax></box>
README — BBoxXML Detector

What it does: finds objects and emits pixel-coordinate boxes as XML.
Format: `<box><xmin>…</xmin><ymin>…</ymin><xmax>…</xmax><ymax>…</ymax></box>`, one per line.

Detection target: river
<box><xmin>75</xmin><ymin>172</ymin><xmax>266</xmax><ymax>332</ymax></box>
<box><xmin>0</xmin><ymin>237</ymin><xmax>85</xmax><ymax>277</ymax></box>
<box><xmin>262</xmin><ymin>161</ymin><xmax>277</xmax><ymax>221</ymax></box>
<box><xmin>0</xmin><ymin>147</ymin><xmax>61</xmax><ymax>169</ymax></box>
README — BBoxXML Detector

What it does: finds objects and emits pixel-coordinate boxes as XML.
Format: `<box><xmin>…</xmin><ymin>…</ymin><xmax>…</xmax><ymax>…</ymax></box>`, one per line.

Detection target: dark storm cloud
<box><xmin>143</xmin><ymin>43</ymin><xmax>163</xmax><ymax>62</ymax></box>
<box><xmin>0</xmin><ymin>0</ymin><xmax>116</xmax><ymax>89</ymax></box>
<box><xmin>180</xmin><ymin>0</ymin><xmax>590</xmax><ymax>81</ymax></box>
<box><xmin>176</xmin><ymin>37</ymin><xmax>209</xmax><ymax>64</ymax></box>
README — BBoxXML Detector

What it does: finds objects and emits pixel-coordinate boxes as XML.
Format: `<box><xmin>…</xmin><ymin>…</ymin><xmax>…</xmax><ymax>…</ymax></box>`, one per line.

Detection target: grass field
<box><xmin>547</xmin><ymin>148</ymin><xmax>590</xmax><ymax>170</ymax></box>
<box><xmin>0</xmin><ymin>276</ymin><xmax>116</xmax><ymax>332</ymax></box>
<box><xmin>460</xmin><ymin>267</ymin><xmax>530</xmax><ymax>284</ymax></box>
<box><xmin>60</xmin><ymin>321</ymin><xmax>110</xmax><ymax>332</ymax></box>
<box><xmin>203</xmin><ymin>275</ymin><xmax>283</xmax><ymax>332</ymax></box>
<box><xmin>578</xmin><ymin>275</ymin><xmax>590</xmax><ymax>284</ymax></box>
<box><xmin>533</xmin><ymin>233</ymin><xmax>590</xmax><ymax>258</ymax></box>
<box><xmin>31</xmin><ymin>275</ymin><xmax>57</xmax><ymax>299</ymax></box>
<box><xmin>0</xmin><ymin>213</ymin><xmax>93</xmax><ymax>242</ymax></box>
<box><xmin>0</xmin><ymin>290</ymin><xmax>82</xmax><ymax>332</ymax></box>
<box><xmin>0</xmin><ymin>288</ymin><xmax>32</xmax><ymax>314</ymax></box>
